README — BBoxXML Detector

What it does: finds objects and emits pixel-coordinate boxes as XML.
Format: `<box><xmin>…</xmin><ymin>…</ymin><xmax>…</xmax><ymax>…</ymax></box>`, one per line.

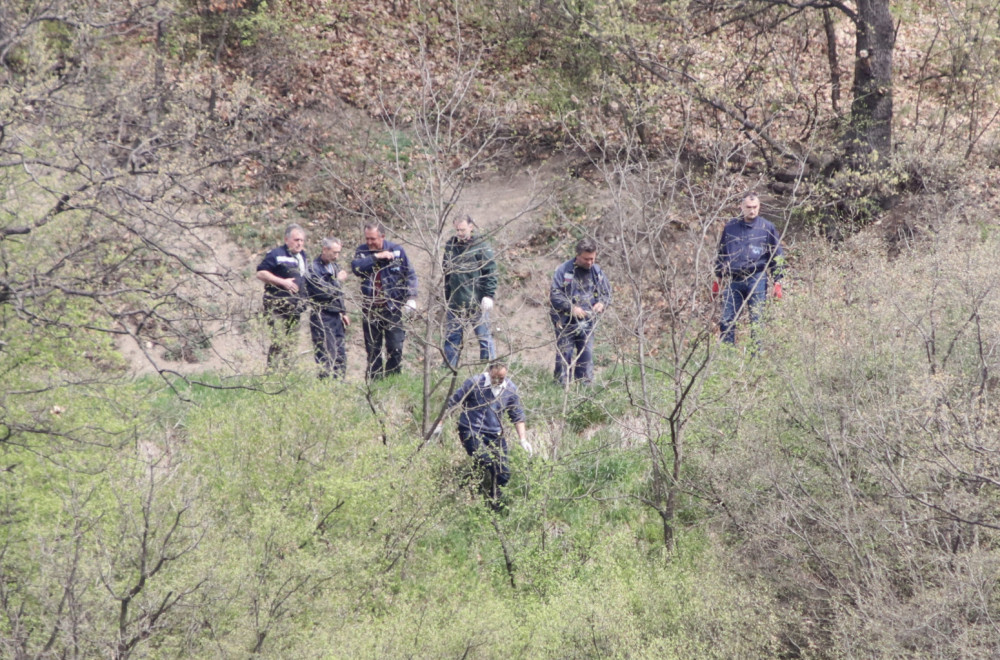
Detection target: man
<box><xmin>714</xmin><ymin>192</ymin><xmax>785</xmax><ymax>344</ymax></box>
<box><xmin>549</xmin><ymin>238</ymin><xmax>612</xmax><ymax>386</ymax></box>
<box><xmin>305</xmin><ymin>237</ymin><xmax>351</xmax><ymax>379</ymax></box>
<box><xmin>256</xmin><ymin>223</ymin><xmax>308</xmax><ymax>367</ymax></box>
<box><xmin>442</xmin><ymin>215</ymin><xmax>498</xmax><ymax>368</ymax></box>
<box><xmin>439</xmin><ymin>361</ymin><xmax>532</xmax><ymax>507</ymax></box>
<box><xmin>350</xmin><ymin>222</ymin><xmax>418</xmax><ymax>379</ymax></box>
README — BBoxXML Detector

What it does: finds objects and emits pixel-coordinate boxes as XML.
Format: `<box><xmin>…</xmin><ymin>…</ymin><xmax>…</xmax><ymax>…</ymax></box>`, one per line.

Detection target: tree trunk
<box><xmin>847</xmin><ymin>0</ymin><xmax>895</xmax><ymax>167</ymax></box>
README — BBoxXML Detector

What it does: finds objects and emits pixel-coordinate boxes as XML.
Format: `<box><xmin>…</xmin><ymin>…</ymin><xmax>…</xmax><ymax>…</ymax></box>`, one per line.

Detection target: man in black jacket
<box><xmin>256</xmin><ymin>223</ymin><xmax>308</xmax><ymax>368</ymax></box>
<box><xmin>306</xmin><ymin>237</ymin><xmax>351</xmax><ymax>379</ymax></box>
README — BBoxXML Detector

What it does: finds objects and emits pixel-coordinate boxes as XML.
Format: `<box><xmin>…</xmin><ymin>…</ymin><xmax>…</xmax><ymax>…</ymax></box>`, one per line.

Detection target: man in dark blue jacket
<box><xmin>549</xmin><ymin>238</ymin><xmax>612</xmax><ymax>386</ymax></box>
<box><xmin>350</xmin><ymin>222</ymin><xmax>418</xmax><ymax>379</ymax></box>
<box><xmin>305</xmin><ymin>237</ymin><xmax>351</xmax><ymax>379</ymax></box>
<box><xmin>714</xmin><ymin>193</ymin><xmax>785</xmax><ymax>344</ymax></box>
<box><xmin>439</xmin><ymin>361</ymin><xmax>532</xmax><ymax>506</ymax></box>
<box><xmin>256</xmin><ymin>223</ymin><xmax>308</xmax><ymax>368</ymax></box>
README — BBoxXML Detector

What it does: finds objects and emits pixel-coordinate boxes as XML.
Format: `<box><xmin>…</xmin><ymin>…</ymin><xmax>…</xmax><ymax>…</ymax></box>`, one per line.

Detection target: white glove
<box><xmin>404</xmin><ymin>299</ymin><xmax>417</xmax><ymax>315</ymax></box>
<box><xmin>480</xmin><ymin>297</ymin><xmax>494</xmax><ymax>313</ymax></box>
<box><xmin>520</xmin><ymin>438</ymin><xmax>533</xmax><ymax>456</ymax></box>
<box><xmin>431</xmin><ymin>423</ymin><xmax>443</xmax><ymax>437</ymax></box>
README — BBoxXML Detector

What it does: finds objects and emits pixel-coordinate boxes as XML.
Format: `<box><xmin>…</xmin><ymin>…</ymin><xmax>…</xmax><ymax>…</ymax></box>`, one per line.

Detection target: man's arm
<box><xmin>767</xmin><ymin>224</ymin><xmax>785</xmax><ymax>280</ymax></box>
<box><xmin>479</xmin><ymin>243</ymin><xmax>498</xmax><ymax>300</ymax></box>
<box><xmin>401</xmin><ymin>247</ymin><xmax>419</xmax><ymax>301</ymax></box>
<box><xmin>549</xmin><ymin>264</ymin><xmax>573</xmax><ymax>315</ymax></box>
<box><xmin>714</xmin><ymin>225</ymin><xmax>729</xmax><ymax>278</ymax></box>
<box><xmin>351</xmin><ymin>246</ymin><xmax>376</xmax><ymax>277</ymax></box>
<box><xmin>256</xmin><ymin>269</ymin><xmax>297</xmax><ymax>293</ymax></box>
<box><xmin>595</xmin><ymin>267</ymin><xmax>611</xmax><ymax>313</ymax></box>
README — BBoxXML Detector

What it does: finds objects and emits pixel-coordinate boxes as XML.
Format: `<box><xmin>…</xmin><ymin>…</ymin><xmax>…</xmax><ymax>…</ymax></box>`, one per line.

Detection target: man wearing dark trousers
<box><xmin>437</xmin><ymin>361</ymin><xmax>532</xmax><ymax>508</ymax></box>
<box><xmin>306</xmin><ymin>237</ymin><xmax>351</xmax><ymax>379</ymax></box>
<box><xmin>549</xmin><ymin>238</ymin><xmax>612</xmax><ymax>386</ymax></box>
<box><xmin>714</xmin><ymin>192</ymin><xmax>785</xmax><ymax>345</ymax></box>
<box><xmin>256</xmin><ymin>223</ymin><xmax>308</xmax><ymax>368</ymax></box>
<box><xmin>350</xmin><ymin>222</ymin><xmax>418</xmax><ymax>380</ymax></box>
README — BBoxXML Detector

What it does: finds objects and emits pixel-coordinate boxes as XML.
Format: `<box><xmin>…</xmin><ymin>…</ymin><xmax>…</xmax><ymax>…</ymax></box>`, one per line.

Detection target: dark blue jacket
<box><xmin>350</xmin><ymin>239</ymin><xmax>418</xmax><ymax>312</ymax></box>
<box><xmin>549</xmin><ymin>259</ymin><xmax>612</xmax><ymax>326</ymax></box>
<box><xmin>447</xmin><ymin>373</ymin><xmax>526</xmax><ymax>437</ymax></box>
<box><xmin>305</xmin><ymin>256</ymin><xmax>347</xmax><ymax>315</ymax></box>
<box><xmin>715</xmin><ymin>216</ymin><xmax>784</xmax><ymax>279</ymax></box>
<box><xmin>257</xmin><ymin>245</ymin><xmax>309</xmax><ymax>304</ymax></box>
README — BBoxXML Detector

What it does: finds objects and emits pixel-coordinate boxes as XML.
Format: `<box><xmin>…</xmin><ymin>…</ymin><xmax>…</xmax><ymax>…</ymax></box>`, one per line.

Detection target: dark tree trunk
<box><xmin>847</xmin><ymin>0</ymin><xmax>895</xmax><ymax>167</ymax></box>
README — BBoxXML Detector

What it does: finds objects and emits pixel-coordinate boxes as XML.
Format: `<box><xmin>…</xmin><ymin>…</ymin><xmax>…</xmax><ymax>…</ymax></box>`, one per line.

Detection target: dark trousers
<box><xmin>720</xmin><ymin>272</ymin><xmax>767</xmax><ymax>344</ymax></box>
<box><xmin>309</xmin><ymin>311</ymin><xmax>346</xmax><ymax>379</ymax></box>
<box><xmin>362</xmin><ymin>306</ymin><xmax>405</xmax><ymax>380</ymax></box>
<box><xmin>458</xmin><ymin>426</ymin><xmax>510</xmax><ymax>502</ymax></box>
<box><xmin>553</xmin><ymin>319</ymin><xmax>595</xmax><ymax>385</ymax></box>
<box><xmin>264</xmin><ymin>298</ymin><xmax>301</xmax><ymax>368</ymax></box>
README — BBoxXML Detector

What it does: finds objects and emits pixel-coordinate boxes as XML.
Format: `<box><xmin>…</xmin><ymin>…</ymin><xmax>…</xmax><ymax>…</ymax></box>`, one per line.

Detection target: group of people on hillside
<box><xmin>254</xmin><ymin>192</ymin><xmax>784</xmax><ymax>507</ymax></box>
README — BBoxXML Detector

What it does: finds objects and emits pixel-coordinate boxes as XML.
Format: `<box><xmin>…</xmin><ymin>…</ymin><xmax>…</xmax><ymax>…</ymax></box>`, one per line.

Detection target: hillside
<box><xmin>3</xmin><ymin>1</ymin><xmax>1000</xmax><ymax>658</ymax></box>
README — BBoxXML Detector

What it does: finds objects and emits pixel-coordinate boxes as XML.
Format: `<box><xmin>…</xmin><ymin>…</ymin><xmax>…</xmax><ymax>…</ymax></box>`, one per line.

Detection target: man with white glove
<box><xmin>442</xmin><ymin>215</ymin><xmax>498</xmax><ymax>368</ymax></box>
<box><xmin>350</xmin><ymin>221</ymin><xmax>419</xmax><ymax>379</ymax></box>
<box><xmin>443</xmin><ymin>361</ymin><xmax>531</xmax><ymax>508</ymax></box>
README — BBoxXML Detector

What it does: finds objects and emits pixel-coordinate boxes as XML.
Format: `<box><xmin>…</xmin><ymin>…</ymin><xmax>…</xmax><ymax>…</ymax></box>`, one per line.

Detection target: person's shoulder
<box><xmin>758</xmin><ymin>216</ymin><xmax>779</xmax><ymax>231</ymax></box>
<box><xmin>257</xmin><ymin>244</ymin><xmax>284</xmax><ymax>268</ymax></box>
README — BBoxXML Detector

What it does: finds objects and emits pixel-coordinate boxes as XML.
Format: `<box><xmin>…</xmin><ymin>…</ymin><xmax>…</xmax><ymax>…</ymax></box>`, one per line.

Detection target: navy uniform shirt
<box><xmin>447</xmin><ymin>372</ymin><xmax>526</xmax><ymax>437</ymax></box>
<box><xmin>549</xmin><ymin>259</ymin><xmax>612</xmax><ymax>326</ymax></box>
<box><xmin>306</xmin><ymin>256</ymin><xmax>347</xmax><ymax>315</ymax></box>
<box><xmin>350</xmin><ymin>239</ymin><xmax>418</xmax><ymax>312</ymax></box>
<box><xmin>715</xmin><ymin>216</ymin><xmax>784</xmax><ymax>279</ymax></box>
<box><xmin>257</xmin><ymin>245</ymin><xmax>308</xmax><ymax>303</ymax></box>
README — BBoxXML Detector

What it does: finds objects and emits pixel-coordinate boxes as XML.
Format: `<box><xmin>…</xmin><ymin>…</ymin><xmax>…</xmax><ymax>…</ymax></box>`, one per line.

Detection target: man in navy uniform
<box><xmin>305</xmin><ymin>237</ymin><xmax>351</xmax><ymax>379</ymax></box>
<box><xmin>350</xmin><ymin>222</ymin><xmax>418</xmax><ymax>380</ymax></box>
<box><xmin>549</xmin><ymin>238</ymin><xmax>612</xmax><ymax>386</ymax></box>
<box><xmin>256</xmin><ymin>223</ymin><xmax>308</xmax><ymax>368</ymax></box>
<box><xmin>438</xmin><ymin>361</ymin><xmax>532</xmax><ymax>507</ymax></box>
<box><xmin>714</xmin><ymin>192</ymin><xmax>785</xmax><ymax>344</ymax></box>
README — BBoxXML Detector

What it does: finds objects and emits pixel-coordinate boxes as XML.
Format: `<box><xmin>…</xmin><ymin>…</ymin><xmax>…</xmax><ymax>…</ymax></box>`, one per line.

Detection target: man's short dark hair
<box><xmin>488</xmin><ymin>359</ymin><xmax>508</xmax><ymax>374</ymax></box>
<box><xmin>575</xmin><ymin>238</ymin><xmax>598</xmax><ymax>255</ymax></box>
<box><xmin>363</xmin><ymin>221</ymin><xmax>386</xmax><ymax>236</ymax></box>
<box><xmin>742</xmin><ymin>192</ymin><xmax>760</xmax><ymax>202</ymax></box>
<box><xmin>285</xmin><ymin>223</ymin><xmax>304</xmax><ymax>238</ymax></box>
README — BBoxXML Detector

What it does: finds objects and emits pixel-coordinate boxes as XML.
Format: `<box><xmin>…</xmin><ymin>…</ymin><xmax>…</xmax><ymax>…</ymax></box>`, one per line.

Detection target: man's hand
<box><xmin>593</xmin><ymin>302</ymin><xmax>605</xmax><ymax>314</ymax></box>
<box><xmin>773</xmin><ymin>282</ymin><xmax>783</xmax><ymax>299</ymax></box>
<box><xmin>283</xmin><ymin>278</ymin><xmax>299</xmax><ymax>293</ymax></box>
<box><xmin>571</xmin><ymin>305</ymin><xmax>587</xmax><ymax>320</ymax></box>
<box><xmin>480</xmin><ymin>297</ymin><xmax>494</xmax><ymax>313</ymax></box>
<box><xmin>336</xmin><ymin>269</ymin><xmax>349</xmax><ymax>282</ymax></box>
<box><xmin>343</xmin><ymin>313</ymin><xmax>351</xmax><ymax>328</ymax></box>
<box><xmin>374</xmin><ymin>250</ymin><xmax>395</xmax><ymax>260</ymax></box>
<box><xmin>404</xmin><ymin>299</ymin><xmax>417</xmax><ymax>316</ymax></box>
